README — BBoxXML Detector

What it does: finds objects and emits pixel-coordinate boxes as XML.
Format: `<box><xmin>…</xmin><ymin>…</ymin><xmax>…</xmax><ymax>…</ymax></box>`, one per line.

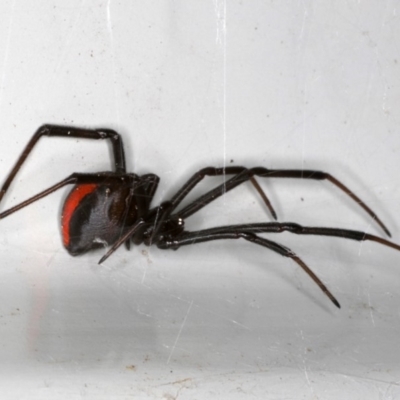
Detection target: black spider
<box><xmin>1</xmin><ymin>125</ymin><xmax>399</xmax><ymax>308</ymax></box>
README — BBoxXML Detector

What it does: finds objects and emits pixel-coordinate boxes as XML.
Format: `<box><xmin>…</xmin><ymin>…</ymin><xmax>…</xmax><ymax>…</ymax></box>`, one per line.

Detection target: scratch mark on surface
<box><xmin>141</xmin><ymin>264</ymin><xmax>147</xmax><ymax>284</ymax></box>
<box><xmin>106</xmin><ymin>0</ymin><xmax>112</xmax><ymax>31</ymax></box>
<box><xmin>301</xmin><ymin>82</ymin><xmax>307</xmax><ymax>173</ymax></box>
<box><xmin>107</xmin><ymin>0</ymin><xmax>121</xmax><ymax>126</ymax></box>
<box><xmin>337</xmin><ymin>371</ymin><xmax>400</xmax><ymax>386</ymax></box>
<box><xmin>0</xmin><ymin>0</ymin><xmax>15</xmax><ymax>110</ymax></box>
<box><xmin>214</xmin><ymin>0</ymin><xmax>227</xmax><ymax>195</ymax></box>
<box><xmin>52</xmin><ymin>0</ymin><xmax>87</xmax><ymax>75</ymax></box>
<box><xmin>299</xmin><ymin>329</ymin><xmax>315</xmax><ymax>395</ymax></box>
<box><xmin>367</xmin><ymin>292</ymin><xmax>376</xmax><ymax>327</ymax></box>
<box><xmin>164</xmin><ymin>294</ymin><xmax>251</xmax><ymax>330</ymax></box>
<box><xmin>229</xmin><ymin>318</ymin><xmax>250</xmax><ymax>330</ymax></box>
<box><xmin>298</xmin><ymin>1</ymin><xmax>312</xmax><ymax>174</ymax></box>
<box><xmin>167</xmin><ymin>300</ymin><xmax>193</xmax><ymax>364</ymax></box>
<box><xmin>357</xmin><ymin>221</ymin><xmax>373</xmax><ymax>255</ymax></box>
<box><xmin>298</xmin><ymin>0</ymin><xmax>308</xmax><ymax>42</ymax></box>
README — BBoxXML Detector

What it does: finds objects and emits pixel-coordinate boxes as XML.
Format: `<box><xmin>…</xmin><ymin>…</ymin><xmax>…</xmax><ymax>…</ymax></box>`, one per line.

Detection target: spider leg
<box><xmin>98</xmin><ymin>218</ymin><xmax>146</xmax><ymax>264</ymax></box>
<box><xmin>123</xmin><ymin>174</ymin><xmax>160</xmax><ymax>250</ymax></box>
<box><xmin>96</xmin><ymin>203</ymin><xmax>173</xmax><ymax>263</ymax></box>
<box><xmin>137</xmin><ymin>174</ymin><xmax>160</xmax><ymax>213</ymax></box>
<box><xmin>156</xmin><ymin>229</ymin><xmax>340</xmax><ymax>308</ymax></box>
<box><xmin>141</xmin><ymin>169</ymin><xmax>260</xmax><ymax>249</ymax></box>
<box><xmin>0</xmin><ymin>172</ymin><xmax>135</xmax><ymax>220</ymax></box>
<box><xmin>250</xmin><ymin>176</ymin><xmax>277</xmax><ymax>219</ymax></box>
<box><xmin>169</xmin><ymin>167</ymin><xmax>390</xmax><ymax>237</ymax></box>
<box><xmin>0</xmin><ymin>125</ymin><xmax>126</xmax><ymax>206</ymax></box>
<box><xmin>142</xmin><ymin>169</ymin><xmax>274</xmax><ymax>247</ymax></box>
<box><xmin>166</xmin><ymin>167</ymin><xmax>278</xmax><ymax>220</ymax></box>
<box><xmin>169</xmin><ymin>222</ymin><xmax>400</xmax><ymax>253</ymax></box>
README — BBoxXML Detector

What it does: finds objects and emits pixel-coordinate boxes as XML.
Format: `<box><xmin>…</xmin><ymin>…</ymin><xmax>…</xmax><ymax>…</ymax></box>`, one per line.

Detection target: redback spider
<box><xmin>1</xmin><ymin>125</ymin><xmax>399</xmax><ymax>308</ymax></box>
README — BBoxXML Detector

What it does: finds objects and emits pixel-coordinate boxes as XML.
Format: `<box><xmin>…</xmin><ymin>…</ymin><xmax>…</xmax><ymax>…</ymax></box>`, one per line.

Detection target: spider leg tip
<box><xmin>98</xmin><ymin>255</ymin><xmax>106</xmax><ymax>264</ymax></box>
<box><xmin>377</xmin><ymin>220</ymin><xmax>391</xmax><ymax>237</ymax></box>
<box><xmin>333</xmin><ymin>299</ymin><xmax>341</xmax><ymax>309</ymax></box>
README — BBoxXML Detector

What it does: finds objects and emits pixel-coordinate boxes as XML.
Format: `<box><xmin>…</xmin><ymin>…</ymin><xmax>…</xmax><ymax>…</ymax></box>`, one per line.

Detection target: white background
<box><xmin>0</xmin><ymin>1</ymin><xmax>399</xmax><ymax>399</ymax></box>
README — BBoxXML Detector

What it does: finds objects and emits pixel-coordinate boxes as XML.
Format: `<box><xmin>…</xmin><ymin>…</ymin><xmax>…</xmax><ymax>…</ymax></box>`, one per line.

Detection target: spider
<box><xmin>0</xmin><ymin>125</ymin><xmax>399</xmax><ymax>308</ymax></box>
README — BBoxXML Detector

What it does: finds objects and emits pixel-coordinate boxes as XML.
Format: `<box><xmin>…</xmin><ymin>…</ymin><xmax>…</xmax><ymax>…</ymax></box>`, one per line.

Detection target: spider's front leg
<box><xmin>166</xmin><ymin>167</ymin><xmax>278</xmax><ymax>220</ymax></box>
<box><xmin>168</xmin><ymin>166</ymin><xmax>391</xmax><ymax>237</ymax></box>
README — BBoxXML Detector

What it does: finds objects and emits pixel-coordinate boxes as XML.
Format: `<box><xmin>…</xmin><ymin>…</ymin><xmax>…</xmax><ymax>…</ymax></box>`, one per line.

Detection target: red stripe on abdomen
<box><xmin>61</xmin><ymin>184</ymin><xmax>98</xmax><ymax>247</ymax></box>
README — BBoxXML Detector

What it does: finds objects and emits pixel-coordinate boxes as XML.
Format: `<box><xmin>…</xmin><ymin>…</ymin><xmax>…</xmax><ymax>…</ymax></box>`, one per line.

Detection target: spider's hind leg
<box><xmin>156</xmin><ymin>229</ymin><xmax>340</xmax><ymax>308</ymax></box>
<box><xmin>0</xmin><ymin>125</ymin><xmax>127</xmax><ymax>207</ymax></box>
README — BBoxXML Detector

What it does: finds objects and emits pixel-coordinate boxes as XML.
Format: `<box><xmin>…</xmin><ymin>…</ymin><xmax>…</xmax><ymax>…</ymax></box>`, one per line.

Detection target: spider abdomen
<box><xmin>61</xmin><ymin>182</ymin><xmax>138</xmax><ymax>255</ymax></box>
